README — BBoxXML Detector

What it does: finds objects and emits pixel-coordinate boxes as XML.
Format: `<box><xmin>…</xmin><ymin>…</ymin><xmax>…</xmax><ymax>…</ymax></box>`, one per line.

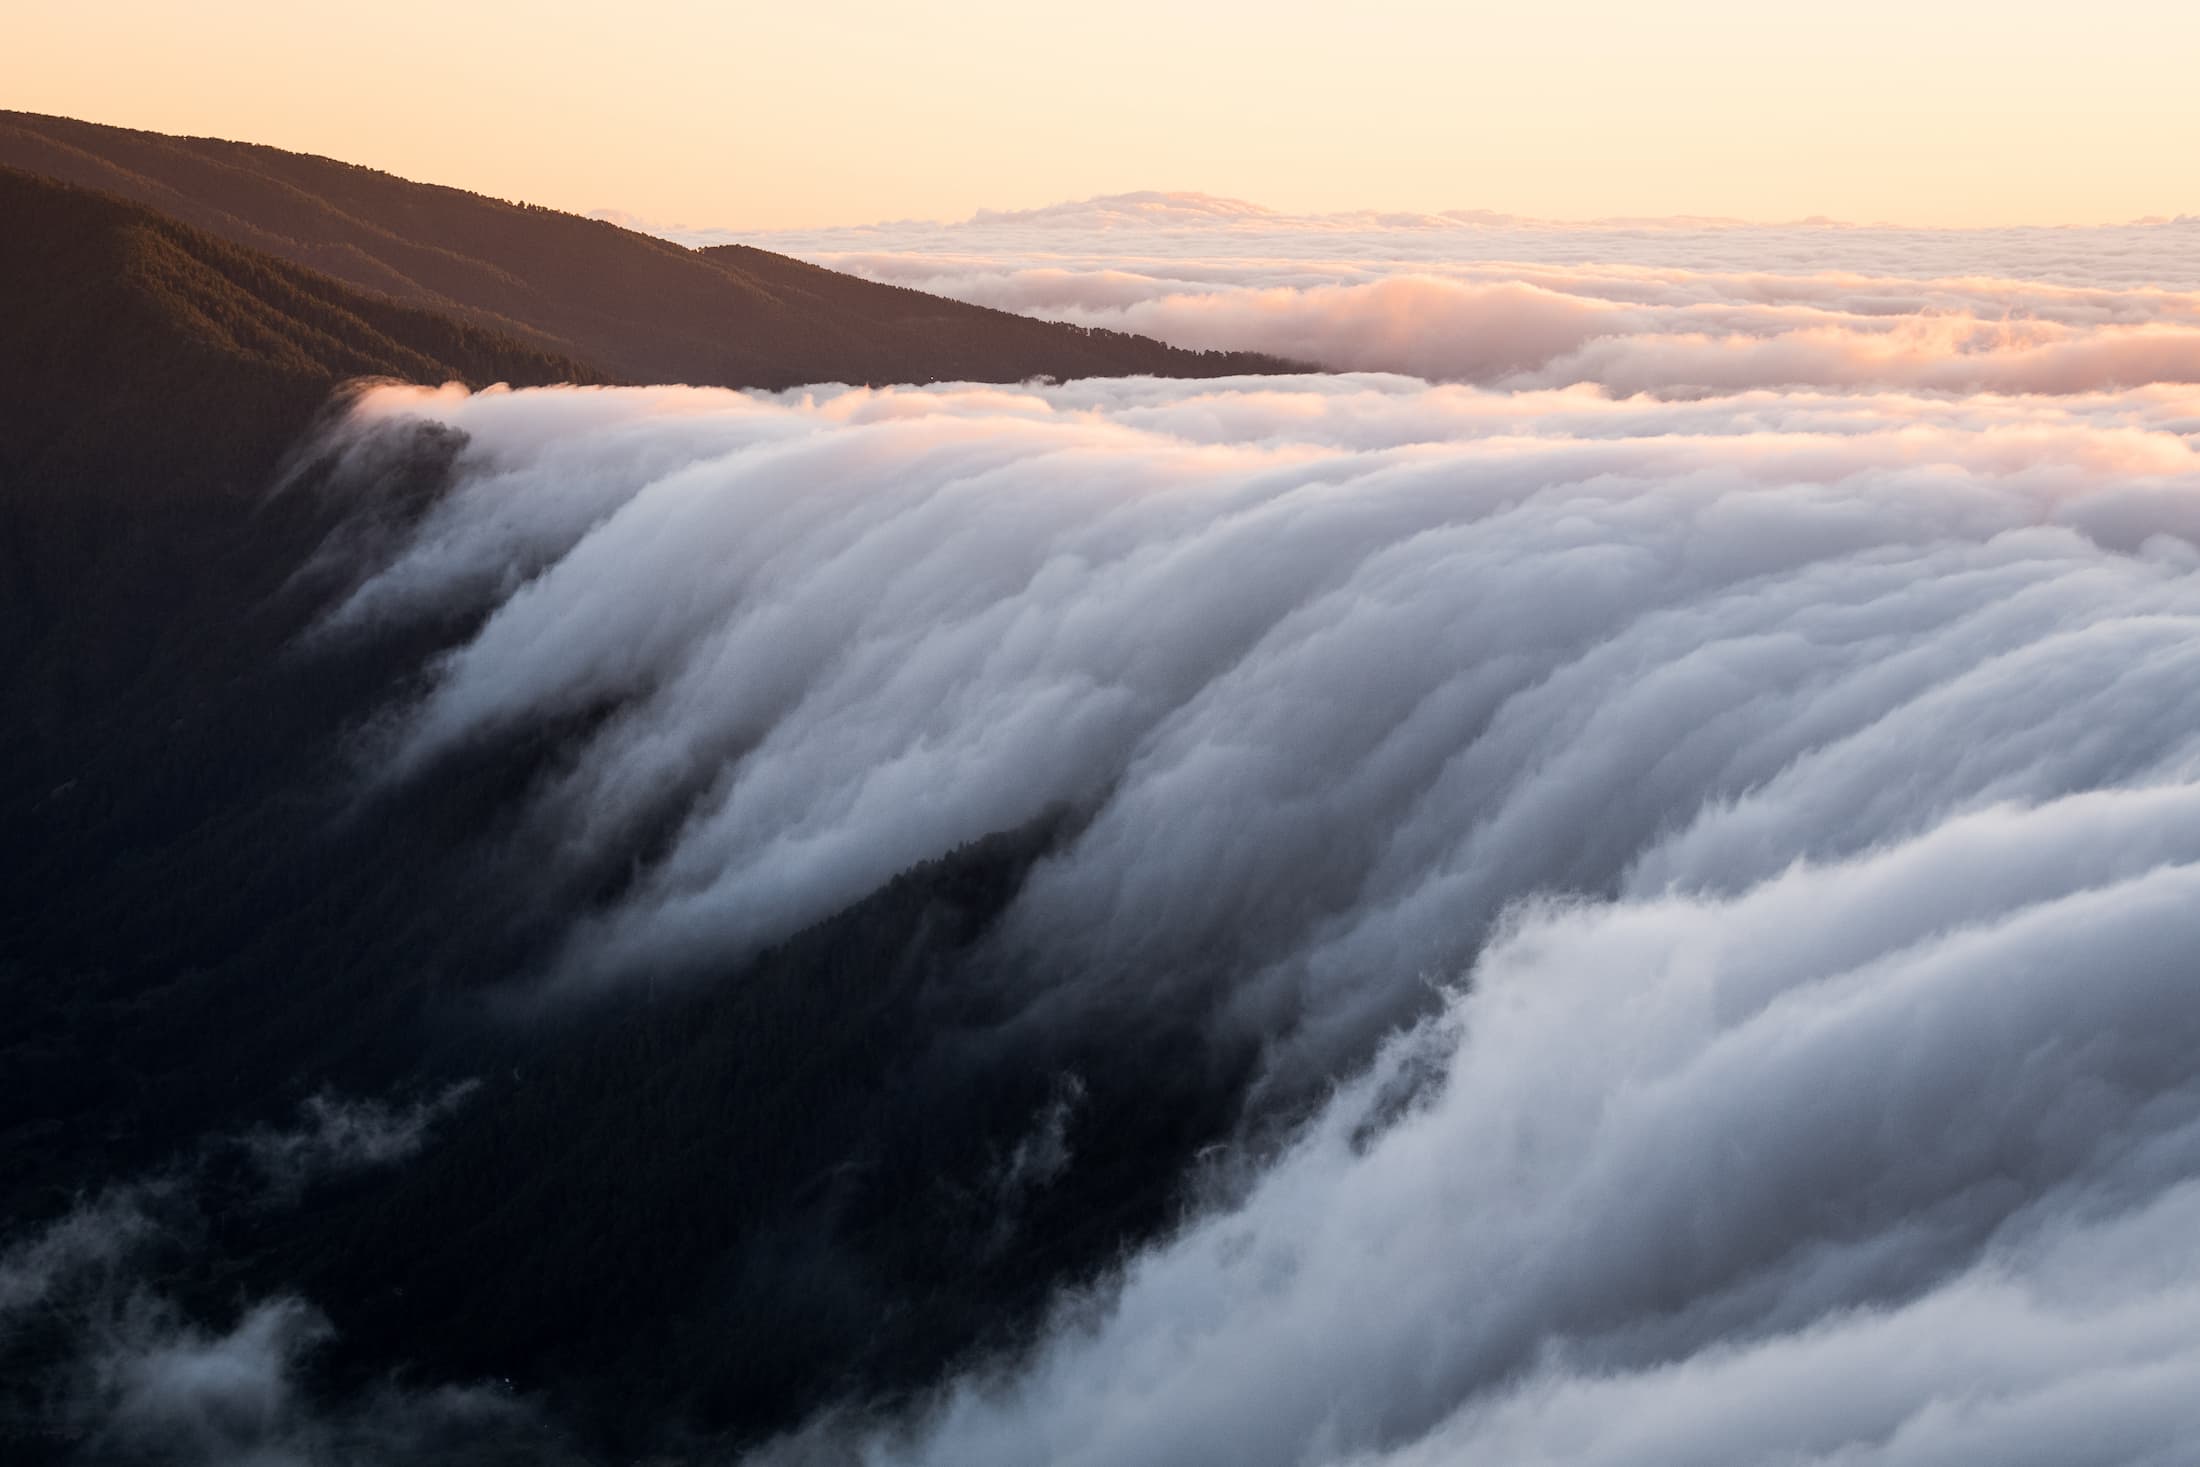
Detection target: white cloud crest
<box><xmin>307</xmin><ymin>372</ymin><xmax>2200</xmax><ymax>1466</ymax></box>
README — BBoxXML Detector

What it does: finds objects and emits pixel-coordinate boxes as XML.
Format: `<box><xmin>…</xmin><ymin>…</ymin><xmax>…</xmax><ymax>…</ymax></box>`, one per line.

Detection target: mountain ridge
<box><xmin>0</xmin><ymin>110</ymin><xmax>1298</xmax><ymax>388</ymax></box>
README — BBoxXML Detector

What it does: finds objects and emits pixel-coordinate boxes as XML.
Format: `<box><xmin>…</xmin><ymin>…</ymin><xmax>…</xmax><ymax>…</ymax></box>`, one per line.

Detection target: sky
<box><xmin>7</xmin><ymin>0</ymin><xmax>2197</xmax><ymax>230</ymax></box>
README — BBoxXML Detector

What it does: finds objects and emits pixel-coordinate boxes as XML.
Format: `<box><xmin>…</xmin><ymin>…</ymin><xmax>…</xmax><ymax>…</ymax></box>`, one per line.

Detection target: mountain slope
<box><xmin>0</xmin><ymin>165</ymin><xmax>601</xmax><ymax>898</ymax></box>
<box><xmin>0</xmin><ymin>165</ymin><xmax>603</xmax><ymax>501</ymax></box>
<box><xmin>0</xmin><ymin>111</ymin><xmax>1294</xmax><ymax>387</ymax></box>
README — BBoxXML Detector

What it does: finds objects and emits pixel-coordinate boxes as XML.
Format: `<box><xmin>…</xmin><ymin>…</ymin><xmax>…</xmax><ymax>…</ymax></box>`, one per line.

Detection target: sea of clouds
<box><xmin>298</xmin><ymin>362</ymin><xmax>2200</xmax><ymax>1465</ymax></box>
<box><xmin>637</xmin><ymin>193</ymin><xmax>2200</xmax><ymax>395</ymax></box>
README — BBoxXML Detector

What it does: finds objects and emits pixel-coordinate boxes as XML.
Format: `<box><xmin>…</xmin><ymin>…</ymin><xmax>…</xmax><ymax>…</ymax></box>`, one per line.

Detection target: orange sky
<box><xmin>7</xmin><ymin>0</ymin><xmax>2195</xmax><ymax>230</ymax></box>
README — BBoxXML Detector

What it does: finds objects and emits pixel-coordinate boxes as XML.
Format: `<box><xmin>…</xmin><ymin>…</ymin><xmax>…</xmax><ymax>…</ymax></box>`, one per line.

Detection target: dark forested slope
<box><xmin>0</xmin><ymin>167</ymin><xmax>598</xmax><ymax>1216</ymax></box>
<box><xmin>0</xmin><ymin>163</ymin><xmax>598</xmax><ymax>748</ymax></box>
<box><xmin>0</xmin><ymin>111</ymin><xmax>1293</xmax><ymax>387</ymax></box>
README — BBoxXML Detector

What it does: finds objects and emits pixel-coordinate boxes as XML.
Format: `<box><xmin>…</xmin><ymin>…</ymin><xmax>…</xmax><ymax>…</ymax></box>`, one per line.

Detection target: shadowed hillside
<box><xmin>0</xmin><ymin>164</ymin><xmax>600</xmax><ymax>929</ymax></box>
<box><xmin>0</xmin><ymin>110</ymin><xmax>1296</xmax><ymax>388</ymax></box>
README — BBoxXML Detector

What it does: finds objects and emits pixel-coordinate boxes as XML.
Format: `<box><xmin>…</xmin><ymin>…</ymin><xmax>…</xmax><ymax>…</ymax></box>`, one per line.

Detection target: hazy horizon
<box><xmin>9</xmin><ymin>0</ymin><xmax>2198</xmax><ymax>231</ymax></box>
<box><xmin>607</xmin><ymin>187</ymin><xmax>2200</xmax><ymax>239</ymax></box>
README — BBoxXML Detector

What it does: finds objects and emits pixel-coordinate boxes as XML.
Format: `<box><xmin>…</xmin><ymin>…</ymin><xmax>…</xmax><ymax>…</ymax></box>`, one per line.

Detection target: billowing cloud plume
<box><xmin>299</xmin><ymin>369</ymin><xmax>2200</xmax><ymax>1465</ymax></box>
<box><xmin>628</xmin><ymin>194</ymin><xmax>2200</xmax><ymax>393</ymax></box>
<box><xmin>787</xmin><ymin>792</ymin><xmax>2200</xmax><ymax>1466</ymax></box>
<box><xmin>324</xmin><ymin>377</ymin><xmax>2200</xmax><ymax>1053</ymax></box>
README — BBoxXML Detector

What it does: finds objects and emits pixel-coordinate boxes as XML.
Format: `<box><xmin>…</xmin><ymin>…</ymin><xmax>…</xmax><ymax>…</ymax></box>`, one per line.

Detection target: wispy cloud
<box><xmin>0</xmin><ymin>1086</ymin><xmax>517</xmax><ymax>1464</ymax></box>
<box><xmin>241</xmin><ymin>1084</ymin><xmax>480</xmax><ymax>1203</ymax></box>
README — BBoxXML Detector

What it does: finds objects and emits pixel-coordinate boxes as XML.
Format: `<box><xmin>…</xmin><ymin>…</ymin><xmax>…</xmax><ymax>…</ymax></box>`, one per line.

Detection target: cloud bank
<box><xmin>300</xmin><ymin>367</ymin><xmax>2200</xmax><ymax>1465</ymax></box>
<box><xmin>655</xmin><ymin>195</ymin><xmax>2200</xmax><ymax>393</ymax></box>
<box><xmin>800</xmin><ymin>790</ymin><xmax>2200</xmax><ymax>1466</ymax></box>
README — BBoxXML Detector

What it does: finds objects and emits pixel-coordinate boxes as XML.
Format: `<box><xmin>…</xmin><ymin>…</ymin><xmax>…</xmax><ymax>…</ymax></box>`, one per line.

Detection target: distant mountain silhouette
<box><xmin>0</xmin><ymin>110</ymin><xmax>1294</xmax><ymax>388</ymax></box>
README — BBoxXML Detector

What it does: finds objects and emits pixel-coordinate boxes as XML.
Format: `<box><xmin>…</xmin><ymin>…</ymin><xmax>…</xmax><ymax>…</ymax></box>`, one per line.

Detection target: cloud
<box><xmin>69</xmin><ymin>1292</ymin><xmax>549</xmax><ymax>1467</ymax></box>
<box><xmin>628</xmin><ymin>195</ymin><xmax>2200</xmax><ymax>392</ymax></box>
<box><xmin>240</xmin><ymin>1084</ymin><xmax>480</xmax><ymax>1203</ymax></box>
<box><xmin>319</xmin><ymin>377</ymin><xmax>2200</xmax><ymax>1056</ymax></box>
<box><xmin>63</xmin><ymin>1290</ymin><xmax>550</xmax><ymax>1467</ymax></box>
<box><xmin>0</xmin><ymin>1086</ymin><xmax>520</xmax><ymax>1464</ymax></box>
<box><xmin>770</xmin><ymin>790</ymin><xmax>2200</xmax><ymax>1466</ymax></box>
<box><xmin>292</xmin><ymin>370</ymin><xmax>2200</xmax><ymax>1465</ymax></box>
<box><xmin>0</xmin><ymin>1187</ymin><xmax>167</xmax><ymax>1323</ymax></box>
<box><xmin>79</xmin><ymin>1296</ymin><xmax>334</xmax><ymax>1464</ymax></box>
